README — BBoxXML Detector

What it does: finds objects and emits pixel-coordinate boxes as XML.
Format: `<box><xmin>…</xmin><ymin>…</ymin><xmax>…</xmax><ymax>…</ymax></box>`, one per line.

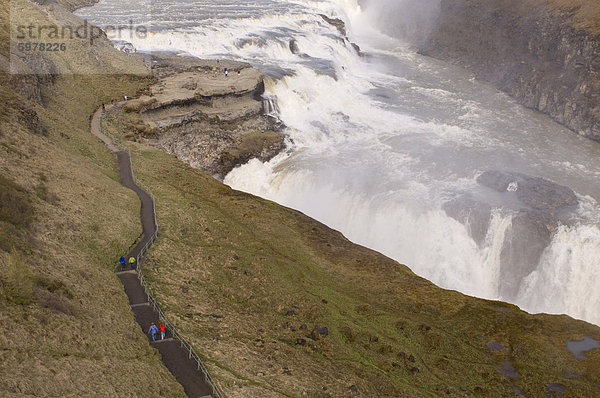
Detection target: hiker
<box><xmin>119</xmin><ymin>256</ymin><xmax>126</xmax><ymax>269</ymax></box>
<box><xmin>124</xmin><ymin>95</ymin><xmax>128</xmax><ymax>102</ymax></box>
<box><xmin>148</xmin><ymin>323</ymin><xmax>159</xmax><ymax>341</ymax></box>
<box><xmin>224</xmin><ymin>68</ymin><xmax>228</xmax><ymax>77</ymax></box>
<box><xmin>159</xmin><ymin>323</ymin><xmax>166</xmax><ymax>340</ymax></box>
<box><xmin>237</xmin><ymin>70</ymin><xmax>241</xmax><ymax>76</ymax></box>
<box><xmin>128</xmin><ymin>256</ymin><xmax>136</xmax><ymax>269</ymax></box>
<box><xmin>102</xmin><ymin>103</ymin><xmax>105</xmax><ymax>113</ymax></box>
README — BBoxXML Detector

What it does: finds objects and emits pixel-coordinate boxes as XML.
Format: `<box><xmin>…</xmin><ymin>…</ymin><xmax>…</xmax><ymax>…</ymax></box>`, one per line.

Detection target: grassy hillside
<box><xmin>100</xmin><ymin>110</ymin><xmax>600</xmax><ymax>396</ymax></box>
<box><xmin>0</xmin><ymin>0</ymin><xmax>185</xmax><ymax>395</ymax></box>
<box><xmin>3</xmin><ymin>0</ymin><xmax>600</xmax><ymax>396</ymax></box>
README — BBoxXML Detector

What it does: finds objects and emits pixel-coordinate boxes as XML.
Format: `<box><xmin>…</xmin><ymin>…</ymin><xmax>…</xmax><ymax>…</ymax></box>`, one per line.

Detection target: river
<box><xmin>77</xmin><ymin>0</ymin><xmax>600</xmax><ymax>325</ymax></box>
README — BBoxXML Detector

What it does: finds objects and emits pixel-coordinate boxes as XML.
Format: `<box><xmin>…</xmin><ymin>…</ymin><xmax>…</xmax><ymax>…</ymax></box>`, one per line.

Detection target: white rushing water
<box><xmin>78</xmin><ymin>0</ymin><xmax>600</xmax><ymax>325</ymax></box>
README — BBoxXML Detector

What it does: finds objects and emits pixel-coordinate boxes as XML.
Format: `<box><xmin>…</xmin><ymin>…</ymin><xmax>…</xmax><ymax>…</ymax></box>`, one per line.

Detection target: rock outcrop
<box><xmin>421</xmin><ymin>0</ymin><xmax>600</xmax><ymax>141</ymax></box>
<box><xmin>121</xmin><ymin>55</ymin><xmax>284</xmax><ymax>179</ymax></box>
<box><xmin>444</xmin><ymin>170</ymin><xmax>579</xmax><ymax>298</ymax></box>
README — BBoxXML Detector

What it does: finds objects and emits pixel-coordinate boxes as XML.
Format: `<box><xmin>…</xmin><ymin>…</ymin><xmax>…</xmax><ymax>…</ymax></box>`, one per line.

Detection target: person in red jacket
<box><xmin>159</xmin><ymin>323</ymin><xmax>166</xmax><ymax>340</ymax></box>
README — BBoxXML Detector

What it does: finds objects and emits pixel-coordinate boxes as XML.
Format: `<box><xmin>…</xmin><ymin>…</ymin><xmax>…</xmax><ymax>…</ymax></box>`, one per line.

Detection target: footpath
<box><xmin>90</xmin><ymin>107</ymin><xmax>218</xmax><ymax>398</ymax></box>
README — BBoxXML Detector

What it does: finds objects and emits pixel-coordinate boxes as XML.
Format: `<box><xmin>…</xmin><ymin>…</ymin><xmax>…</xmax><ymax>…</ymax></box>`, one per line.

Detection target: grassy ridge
<box><xmin>98</xmin><ymin>112</ymin><xmax>600</xmax><ymax>396</ymax></box>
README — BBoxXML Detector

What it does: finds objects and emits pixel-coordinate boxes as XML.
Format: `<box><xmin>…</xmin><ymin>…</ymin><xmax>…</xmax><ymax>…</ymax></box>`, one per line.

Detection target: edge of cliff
<box><xmin>421</xmin><ymin>0</ymin><xmax>600</xmax><ymax>141</ymax></box>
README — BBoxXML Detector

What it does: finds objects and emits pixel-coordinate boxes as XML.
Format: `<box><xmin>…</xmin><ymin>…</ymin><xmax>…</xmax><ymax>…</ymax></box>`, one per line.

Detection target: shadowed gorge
<box><xmin>421</xmin><ymin>0</ymin><xmax>600</xmax><ymax>141</ymax></box>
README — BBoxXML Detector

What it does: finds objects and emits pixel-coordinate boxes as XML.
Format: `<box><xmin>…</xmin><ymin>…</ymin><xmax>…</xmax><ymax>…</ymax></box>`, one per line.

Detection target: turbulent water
<box><xmin>78</xmin><ymin>0</ymin><xmax>600</xmax><ymax>325</ymax></box>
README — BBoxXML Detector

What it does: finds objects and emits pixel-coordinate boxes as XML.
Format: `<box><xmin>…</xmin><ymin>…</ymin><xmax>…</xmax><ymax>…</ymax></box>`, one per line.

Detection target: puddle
<box><xmin>566</xmin><ymin>336</ymin><xmax>600</xmax><ymax>360</ymax></box>
<box><xmin>498</xmin><ymin>359</ymin><xmax>519</xmax><ymax>379</ymax></box>
<box><xmin>545</xmin><ymin>383</ymin><xmax>566</xmax><ymax>398</ymax></box>
<box><xmin>486</xmin><ymin>340</ymin><xmax>505</xmax><ymax>351</ymax></box>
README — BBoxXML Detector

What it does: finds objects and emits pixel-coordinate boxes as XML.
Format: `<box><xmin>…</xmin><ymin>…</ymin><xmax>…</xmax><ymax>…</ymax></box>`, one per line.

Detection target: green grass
<box><xmin>110</xmin><ymin>141</ymin><xmax>600</xmax><ymax>397</ymax></box>
<box><xmin>0</xmin><ymin>0</ymin><xmax>186</xmax><ymax>395</ymax></box>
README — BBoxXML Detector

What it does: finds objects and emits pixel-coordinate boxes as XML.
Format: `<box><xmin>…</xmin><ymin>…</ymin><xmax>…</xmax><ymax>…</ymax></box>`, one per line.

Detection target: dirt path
<box><xmin>91</xmin><ymin>107</ymin><xmax>215</xmax><ymax>398</ymax></box>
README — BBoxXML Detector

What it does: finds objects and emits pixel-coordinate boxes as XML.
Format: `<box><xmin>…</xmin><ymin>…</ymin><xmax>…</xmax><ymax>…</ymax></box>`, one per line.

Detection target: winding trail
<box><xmin>91</xmin><ymin>107</ymin><xmax>215</xmax><ymax>398</ymax></box>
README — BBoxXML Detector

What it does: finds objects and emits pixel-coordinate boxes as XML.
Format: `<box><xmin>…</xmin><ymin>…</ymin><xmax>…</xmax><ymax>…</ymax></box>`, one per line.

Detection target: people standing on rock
<box><xmin>102</xmin><ymin>103</ymin><xmax>105</xmax><ymax>113</ymax></box>
<box><xmin>224</xmin><ymin>68</ymin><xmax>228</xmax><ymax>77</ymax></box>
<box><xmin>124</xmin><ymin>95</ymin><xmax>128</xmax><ymax>102</ymax></box>
<box><xmin>237</xmin><ymin>70</ymin><xmax>241</xmax><ymax>76</ymax></box>
<box><xmin>148</xmin><ymin>323</ymin><xmax>159</xmax><ymax>341</ymax></box>
<box><xmin>159</xmin><ymin>323</ymin><xmax>166</xmax><ymax>340</ymax></box>
<box><xmin>128</xmin><ymin>256</ymin><xmax>136</xmax><ymax>269</ymax></box>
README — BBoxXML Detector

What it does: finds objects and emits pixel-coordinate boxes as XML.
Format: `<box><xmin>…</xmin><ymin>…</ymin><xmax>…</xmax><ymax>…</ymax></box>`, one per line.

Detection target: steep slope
<box><xmin>0</xmin><ymin>0</ymin><xmax>186</xmax><ymax>395</ymax></box>
<box><xmin>100</xmin><ymin>107</ymin><xmax>600</xmax><ymax>396</ymax></box>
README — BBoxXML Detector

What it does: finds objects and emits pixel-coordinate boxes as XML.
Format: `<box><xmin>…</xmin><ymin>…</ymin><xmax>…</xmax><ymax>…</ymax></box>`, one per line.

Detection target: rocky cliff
<box><xmin>421</xmin><ymin>0</ymin><xmax>600</xmax><ymax>141</ymax></box>
<box><xmin>119</xmin><ymin>55</ymin><xmax>285</xmax><ymax>179</ymax></box>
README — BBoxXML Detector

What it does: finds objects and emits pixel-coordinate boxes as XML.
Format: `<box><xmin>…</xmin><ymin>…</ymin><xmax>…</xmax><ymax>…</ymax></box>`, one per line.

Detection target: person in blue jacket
<box><xmin>119</xmin><ymin>256</ymin><xmax>126</xmax><ymax>270</ymax></box>
<box><xmin>148</xmin><ymin>323</ymin><xmax>159</xmax><ymax>341</ymax></box>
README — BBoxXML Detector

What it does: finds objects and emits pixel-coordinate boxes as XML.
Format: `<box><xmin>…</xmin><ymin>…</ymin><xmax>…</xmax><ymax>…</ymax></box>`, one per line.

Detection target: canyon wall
<box><xmin>421</xmin><ymin>0</ymin><xmax>600</xmax><ymax>141</ymax></box>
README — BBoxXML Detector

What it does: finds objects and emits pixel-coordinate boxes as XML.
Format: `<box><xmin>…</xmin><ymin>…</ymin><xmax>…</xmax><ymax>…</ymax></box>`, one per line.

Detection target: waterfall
<box><xmin>262</xmin><ymin>94</ymin><xmax>281</xmax><ymax>117</ymax></box>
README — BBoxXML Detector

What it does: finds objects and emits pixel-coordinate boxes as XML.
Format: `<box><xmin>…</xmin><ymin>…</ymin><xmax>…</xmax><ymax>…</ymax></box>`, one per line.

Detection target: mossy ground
<box><xmin>99</xmin><ymin>108</ymin><xmax>600</xmax><ymax>396</ymax></box>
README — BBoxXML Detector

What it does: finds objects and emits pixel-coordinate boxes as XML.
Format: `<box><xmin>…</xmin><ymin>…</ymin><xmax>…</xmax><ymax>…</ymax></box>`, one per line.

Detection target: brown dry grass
<box><xmin>492</xmin><ymin>0</ymin><xmax>600</xmax><ymax>34</ymax></box>
<box><xmin>0</xmin><ymin>0</ymin><xmax>185</xmax><ymax>395</ymax></box>
<box><xmin>100</xmin><ymin>132</ymin><xmax>600</xmax><ymax>397</ymax></box>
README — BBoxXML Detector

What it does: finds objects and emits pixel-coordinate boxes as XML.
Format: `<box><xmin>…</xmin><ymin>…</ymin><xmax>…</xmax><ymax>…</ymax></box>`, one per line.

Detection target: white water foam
<box><xmin>517</xmin><ymin>224</ymin><xmax>600</xmax><ymax>325</ymax></box>
<box><xmin>78</xmin><ymin>0</ymin><xmax>600</xmax><ymax>325</ymax></box>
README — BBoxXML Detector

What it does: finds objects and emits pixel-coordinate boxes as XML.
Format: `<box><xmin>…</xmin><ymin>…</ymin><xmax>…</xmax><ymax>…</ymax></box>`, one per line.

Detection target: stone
<box><xmin>289</xmin><ymin>40</ymin><xmax>300</xmax><ymax>54</ymax></box>
<box><xmin>314</xmin><ymin>325</ymin><xmax>329</xmax><ymax>337</ymax></box>
<box><xmin>445</xmin><ymin>170</ymin><xmax>579</xmax><ymax>299</ymax></box>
